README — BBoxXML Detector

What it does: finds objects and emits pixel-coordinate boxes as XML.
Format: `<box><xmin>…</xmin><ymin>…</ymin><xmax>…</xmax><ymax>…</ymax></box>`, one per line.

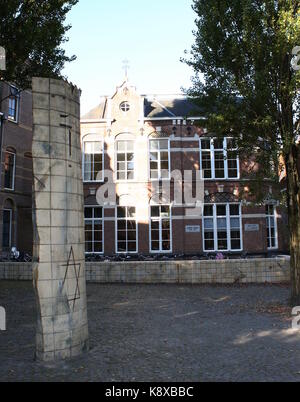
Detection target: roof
<box><xmin>81</xmin><ymin>96</ymin><xmax>202</xmax><ymax>120</ymax></box>
<box><xmin>82</xmin><ymin>99</ymin><xmax>107</xmax><ymax>119</ymax></box>
<box><xmin>144</xmin><ymin>97</ymin><xmax>201</xmax><ymax>118</ymax></box>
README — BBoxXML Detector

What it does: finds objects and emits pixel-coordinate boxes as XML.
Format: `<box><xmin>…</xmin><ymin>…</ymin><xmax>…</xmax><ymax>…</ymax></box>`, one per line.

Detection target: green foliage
<box><xmin>0</xmin><ymin>0</ymin><xmax>78</xmax><ymax>89</ymax></box>
<box><xmin>183</xmin><ymin>0</ymin><xmax>300</xmax><ymax>200</ymax></box>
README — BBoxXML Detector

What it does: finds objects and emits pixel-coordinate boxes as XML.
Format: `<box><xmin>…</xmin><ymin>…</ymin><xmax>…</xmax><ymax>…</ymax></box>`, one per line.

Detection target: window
<box><xmin>84</xmin><ymin>207</ymin><xmax>103</xmax><ymax>253</ymax></box>
<box><xmin>203</xmin><ymin>203</ymin><xmax>242</xmax><ymax>252</ymax></box>
<box><xmin>120</xmin><ymin>102</ymin><xmax>130</xmax><ymax>112</ymax></box>
<box><xmin>200</xmin><ymin>138</ymin><xmax>239</xmax><ymax>180</ymax></box>
<box><xmin>266</xmin><ymin>204</ymin><xmax>278</xmax><ymax>249</ymax></box>
<box><xmin>150</xmin><ymin>205</ymin><xmax>172</xmax><ymax>252</ymax></box>
<box><xmin>116</xmin><ymin>206</ymin><xmax>137</xmax><ymax>253</ymax></box>
<box><xmin>149</xmin><ymin>139</ymin><xmax>170</xmax><ymax>180</ymax></box>
<box><xmin>4</xmin><ymin>150</ymin><xmax>16</xmax><ymax>190</ymax></box>
<box><xmin>116</xmin><ymin>140</ymin><xmax>134</xmax><ymax>180</ymax></box>
<box><xmin>2</xmin><ymin>209</ymin><xmax>12</xmax><ymax>249</ymax></box>
<box><xmin>83</xmin><ymin>141</ymin><xmax>103</xmax><ymax>182</ymax></box>
<box><xmin>8</xmin><ymin>87</ymin><xmax>19</xmax><ymax>122</ymax></box>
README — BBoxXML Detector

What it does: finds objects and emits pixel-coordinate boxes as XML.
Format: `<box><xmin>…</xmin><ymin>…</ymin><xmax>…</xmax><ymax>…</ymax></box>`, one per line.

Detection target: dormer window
<box><xmin>120</xmin><ymin>101</ymin><xmax>130</xmax><ymax>112</ymax></box>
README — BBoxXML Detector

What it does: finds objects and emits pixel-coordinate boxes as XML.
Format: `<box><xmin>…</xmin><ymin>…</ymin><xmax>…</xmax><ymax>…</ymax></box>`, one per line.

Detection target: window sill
<box><xmin>150</xmin><ymin>250</ymin><xmax>173</xmax><ymax>254</ymax></box>
<box><xmin>83</xmin><ymin>180</ymin><xmax>104</xmax><ymax>184</ymax></box>
<box><xmin>116</xmin><ymin>252</ymin><xmax>138</xmax><ymax>255</ymax></box>
<box><xmin>7</xmin><ymin>118</ymin><xmax>18</xmax><ymax>125</ymax></box>
<box><xmin>149</xmin><ymin>178</ymin><xmax>171</xmax><ymax>182</ymax></box>
<box><xmin>203</xmin><ymin>249</ymin><xmax>243</xmax><ymax>253</ymax></box>
<box><xmin>202</xmin><ymin>177</ymin><xmax>240</xmax><ymax>181</ymax></box>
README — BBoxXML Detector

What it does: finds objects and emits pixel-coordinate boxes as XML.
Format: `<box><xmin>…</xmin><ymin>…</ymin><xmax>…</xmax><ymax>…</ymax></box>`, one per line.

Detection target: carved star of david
<box><xmin>61</xmin><ymin>246</ymin><xmax>81</xmax><ymax>311</ymax></box>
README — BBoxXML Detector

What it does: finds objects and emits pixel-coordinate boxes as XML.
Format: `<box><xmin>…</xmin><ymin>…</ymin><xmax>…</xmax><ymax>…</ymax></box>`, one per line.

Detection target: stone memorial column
<box><xmin>32</xmin><ymin>77</ymin><xmax>89</xmax><ymax>361</ymax></box>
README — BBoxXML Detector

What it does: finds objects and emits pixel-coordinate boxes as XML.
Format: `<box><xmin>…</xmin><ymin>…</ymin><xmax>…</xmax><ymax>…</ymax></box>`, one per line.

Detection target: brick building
<box><xmin>0</xmin><ymin>77</ymin><xmax>289</xmax><ymax>258</ymax></box>
<box><xmin>0</xmin><ymin>82</ymin><xmax>33</xmax><ymax>255</ymax></box>
<box><xmin>81</xmin><ymin>78</ymin><xmax>289</xmax><ymax>257</ymax></box>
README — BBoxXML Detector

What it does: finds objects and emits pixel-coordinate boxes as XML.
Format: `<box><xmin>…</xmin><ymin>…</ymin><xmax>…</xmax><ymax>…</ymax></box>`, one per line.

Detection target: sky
<box><xmin>61</xmin><ymin>0</ymin><xmax>197</xmax><ymax>115</ymax></box>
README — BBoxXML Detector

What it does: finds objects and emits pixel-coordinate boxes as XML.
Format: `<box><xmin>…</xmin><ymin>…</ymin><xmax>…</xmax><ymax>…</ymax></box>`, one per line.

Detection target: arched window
<box><xmin>82</xmin><ymin>140</ymin><xmax>104</xmax><ymax>182</ymax></box>
<box><xmin>149</xmin><ymin>135</ymin><xmax>170</xmax><ymax>180</ymax></box>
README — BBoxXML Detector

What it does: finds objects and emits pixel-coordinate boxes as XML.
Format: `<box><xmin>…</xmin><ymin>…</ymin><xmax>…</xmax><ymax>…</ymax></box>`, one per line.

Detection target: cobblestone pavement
<box><xmin>0</xmin><ymin>281</ymin><xmax>300</xmax><ymax>382</ymax></box>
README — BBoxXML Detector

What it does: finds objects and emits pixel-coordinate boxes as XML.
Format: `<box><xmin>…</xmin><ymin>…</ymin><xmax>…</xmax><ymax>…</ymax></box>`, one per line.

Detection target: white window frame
<box><xmin>8</xmin><ymin>86</ymin><xmax>20</xmax><ymax>123</ymax></box>
<box><xmin>149</xmin><ymin>138</ymin><xmax>171</xmax><ymax>181</ymax></box>
<box><xmin>2</xmin><ymin>209</ymin><xmax>12</xmax><ymax>249</ymax></box>
<box><xmin>4</xmin><ymin>150</ymin><xmax>16</xmax><ymax>191</ymax></box>
<box><xmin>84</xmin><ymin>206</ymin><xmax>104</xmax><ymax>254</ymax></box>
<box><xmin>266</xmin><ymin>204</ymin><xmax>278</xmax><ymax>250</ymax></box>
<box><xmin>203</xmin><ymin>203</ymin><xmax>243</xmax><ymax>252</ymax></box>
<box><xmin>115</xmin><ymin>206</ymin><xmax>138</xmax><ymax>254</ymax></box>
<box><xmin>82</xmin><ymin>141</ymin><xmax>104</xmax><ymax>183</ymax></box>
<box><xmin>149</xmin><ymin>204</ymin><xmax>173</xmax><ymax>253</ymax></box>
<box><xmin>115</xmin><ymin>139</ymin><xmax>135</xmax><ymax>182</ymax></box>
<box><xmin>120</xmin><ymin>101</ymin><xmax>130</xmax><ymax>112</ymax></box>
<box><xmin>200</xmin><ymin>137</ymin><xmax>240</xmax><ymax>180</ymax></box>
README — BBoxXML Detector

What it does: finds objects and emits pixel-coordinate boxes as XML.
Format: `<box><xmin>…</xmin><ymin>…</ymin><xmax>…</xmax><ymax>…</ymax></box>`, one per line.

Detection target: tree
<box><xmin>0</xmin><ymin>0</ymin><xmax>78</xmax><ymax>89</ymax></box>
<box><xmin>183</xmin><ymin>0</ymin><xmax>300</xmax><ymax>302</ymax></box>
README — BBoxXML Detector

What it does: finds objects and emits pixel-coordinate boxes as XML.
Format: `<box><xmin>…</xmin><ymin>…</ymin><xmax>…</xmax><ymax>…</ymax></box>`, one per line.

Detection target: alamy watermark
<box><xmin>95</xmin><ymin>169</ymin><xmax>205</xmax><ymax>218</ymax></box>
<box><xmin>292</xmin><ymin>46</ymin><xmax>300</xmax><ymax>71</ymax></box>
<box><xmin>0</xmin><ymin>306</ymin><xmax>6</xmax><ymax>331</ymax></box>
<box><xmin>291</xmin><ymin>307</ymin><xmax>300</xmax><ymax>329</ymax></box>
<box><xmin>0</xmin><ymin>46</ymin><xmax>6</xmax><ymax>71</ymax></box>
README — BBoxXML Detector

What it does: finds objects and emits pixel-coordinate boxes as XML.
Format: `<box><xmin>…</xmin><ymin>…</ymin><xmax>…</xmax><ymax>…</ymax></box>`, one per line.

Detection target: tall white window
<box><xmin>150</xmin><ymin>205</ymin><xmax>172</xmax><ymax>252</ymax></box>
<box><xmin>116</xmin><ymin>206</ymin><xmax>137</xmax><ymax>253</ymax></box>
<box><xmin>149</xmin><ymin>139</ymin><xmax>170</xmax><ymax>180</ymax></box>
<box><xmin>200</xmin><ymin>138</ymin><xmax>239</xmax><ymax>179</ymax></box>
<box><xmin>84</xmin><ymin>207</ymin><xmax>103</xmax><ymax>254</ymax></box>
<box><xmin>83</xmin><ymin>141</ymin><xmax>103</xmax><ymax>182</ymax></box>
<box><xmin>116</xmin><ymin>140</ymin><xmax>135</xmax><ymax>181</ymax></box>
<box><xmin>266</xmin><ymin>205</ymin><xmax>278</xmax><ymax>249</ymax></box>
<box><xmin>4</xmin><ymin>149</ymin><xmax>16</xmax><ymax>190</ymax></box>
<box><xmin>203</xmin><ymin>203</ymin><xmax>242</xmax><ymax>252</ymax></box>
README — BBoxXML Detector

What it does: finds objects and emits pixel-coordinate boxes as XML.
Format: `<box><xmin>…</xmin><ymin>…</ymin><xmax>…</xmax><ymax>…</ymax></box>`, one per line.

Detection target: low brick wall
<box><xmin>0</xmin><ymin>257</ymin><xmax>290</xmax><ymax>284</ymax></box>
<box><xmin>0</xmin><ymin>262</ymin><xmax>32</xmax><ymax>281</ymax></box>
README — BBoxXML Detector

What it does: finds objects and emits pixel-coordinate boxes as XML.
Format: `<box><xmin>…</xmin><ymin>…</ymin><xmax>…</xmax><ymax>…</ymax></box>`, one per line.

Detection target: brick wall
<box><xmin>0</xmin><ymin>257</ymin><xmax>290</xmax><ymax>284</ymax></box>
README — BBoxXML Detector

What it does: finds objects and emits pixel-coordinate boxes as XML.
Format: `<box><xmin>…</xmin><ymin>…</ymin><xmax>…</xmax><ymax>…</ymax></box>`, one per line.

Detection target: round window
<box><xmin>120</xmin><ymin>101</ymin><xmax>130</xmax><ymax>112</ymax></box>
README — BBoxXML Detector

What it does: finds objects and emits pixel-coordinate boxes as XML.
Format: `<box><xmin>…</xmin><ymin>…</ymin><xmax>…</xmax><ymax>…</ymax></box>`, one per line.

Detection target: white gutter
<box><xmin>81</xmin><ymin>116</ymin><xmax>206</xmax><ymax>124</ymax></box>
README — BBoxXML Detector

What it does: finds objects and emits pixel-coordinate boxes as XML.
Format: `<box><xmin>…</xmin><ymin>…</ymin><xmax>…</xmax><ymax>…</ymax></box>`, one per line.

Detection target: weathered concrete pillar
<box><xmin>32</xmin><ymin>77</ymin><xmax>89</xmax><ymax>361</ymax></box>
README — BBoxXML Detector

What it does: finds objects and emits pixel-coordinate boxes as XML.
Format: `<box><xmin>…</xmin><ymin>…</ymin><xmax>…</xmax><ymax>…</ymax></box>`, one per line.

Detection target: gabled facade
<box><xmin>80</xmin><ymin>78</ymin><xmax>289</xmax><ymax>257</ymax></box>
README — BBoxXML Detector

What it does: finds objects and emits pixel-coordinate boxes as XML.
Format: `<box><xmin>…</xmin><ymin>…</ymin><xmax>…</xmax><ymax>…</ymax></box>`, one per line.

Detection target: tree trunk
<box><xmin>287</xmin><ymin>145</ymin><xmax>300</xmax><ymax>305</ymax></box>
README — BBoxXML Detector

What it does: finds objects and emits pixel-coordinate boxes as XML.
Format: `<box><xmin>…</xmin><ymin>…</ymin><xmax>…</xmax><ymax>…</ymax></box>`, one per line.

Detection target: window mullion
<box><xmin>92</xmin><ymin>209</ymin><xmax>95</xmax><ymax>253</ymax></box>
<box><xmin>226</xmin><ymin>203</ymin><xmax>230</xmax><ymax>251</ymax></box>
<box><xmin>211</xmin><ymin>139</ymin><xmax>215</xmax><ymax>179</ymax></box>
<box><xmin>158</xmin><ymin>149</ymin><xmax>161</xmax><ymax>179</ymax></box>
<box><xmin>124</xmin><ymin>209</ymin><xmax>127</xmax><ymax>253</ymax></box>
<box><xmin>274</xmin><ymin>209</ymin><xmax>278</xmax><ymax>248</ymax></box>
<box><xmin>224</xmin><ymin>138</ymin><xmax>228</xmax><ymax>179</ymax></box>
<box><xmin>159</xmin><ymin>208</ymin><xmax>162</xmax><ymax>252</ymax></box>
<box><xmin>239</xmin><ymin>204</ymin><xmax>243</xmax><ymax>250</ymax></box>
<box><xmin>213</xmin><ymin>204</ymin><xmax>217</xmax><ymax>251</ymax></box>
